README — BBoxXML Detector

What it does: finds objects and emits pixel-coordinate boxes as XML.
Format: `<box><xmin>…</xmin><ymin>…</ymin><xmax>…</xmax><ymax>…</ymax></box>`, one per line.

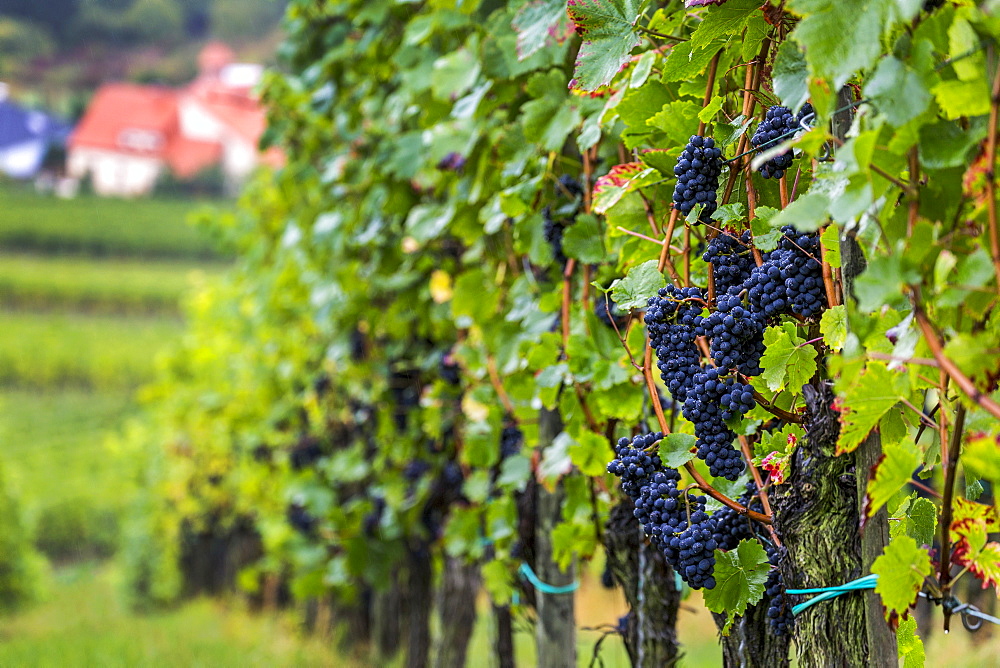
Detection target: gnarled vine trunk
<box><xmin>433</xmin><ymin>556</ymin><xmax>480</xmax><ymax>668</ymax></box>
<box><xmin>771</xmin><ymin>382</ymin><xmax>882</xmax><ymax>667</ymax></box>
<box><xmin>604</xmin><ymin>501</ymin><xmax>681</xmax><ymax>666</ymax></box>
<box><xmin>534</xmin><ymin>407</ymin><xmax>576</xmax><ymax>668</ymax></box>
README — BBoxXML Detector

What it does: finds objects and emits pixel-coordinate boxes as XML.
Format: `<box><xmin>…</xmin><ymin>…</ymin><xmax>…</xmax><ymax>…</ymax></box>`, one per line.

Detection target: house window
<box><xmin>117</xmin><ymin>129</ymin><xmax>163</xmax><ymax>152</ymax></box>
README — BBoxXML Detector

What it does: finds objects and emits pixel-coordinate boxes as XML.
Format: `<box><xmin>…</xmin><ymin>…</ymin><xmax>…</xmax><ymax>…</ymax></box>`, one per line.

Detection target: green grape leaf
<box><xmin>907</xmin><ymin>497</ymin><xmax>937</xmax><ymax>547</ymax></box>
<box><xmin>562</xmin><ymin>214</ymin><xmax>605</xmax><ymax>263</ymax></box>
<box><xmin>772</xmin><ymin>40</ymin><xmax>810</xmax><ymax>112</ymax></box>
<box><xmin>897</xmin><ymin>616</ymin><xmax>926</xmax><ymax>668</ymax></box>
<box><xmin>789</xmin><ymin>0</ymin><xmax>892</xmax><ymax>89</ymax></box>
<box><xmin>820</xmin><ymin>224</ymin><xmax>841</xmax><ymax>268</ymax></box>
<box><xmin>703</xmin><ymin>539</ymin><xmax>771</xmax><ymax>634</ymax></box>
<box><xmin>611</xmin><ymin>259</ymin><xmax>667</xmax><ymax>310</ymax></box>
<box><xmin>658</xmin><ymin>433</ymin><xmax>697</xmax><ymax>468</ymax></box>
<box><xmin>820</xmin><ymin>305</ymin><xmax>847</xmax><ymax>352</ymax></box>
<box><xmin>512</xmin><ymin>0</ymin><xmax>570</xmax><ymax>61</ymax></box>
<box><xmin>568</xmin><ymin>430</ymin><xmax>613</xmax><ymax>477</ymax></box>
<box><xmin>962</xmin><ymin>432</ymin><xmax>1000</xmax><ymax>482</ymax></box>
<box><xmin>759</xmin><ymin>325</ymin><xmax>818</xmax><ymax>393</ymax></box>
<box><xmin>482</xmin><ymin>559</ymin><xmax>515</xmax><ymax>605</ymax></box>
<box><xmin>866</xmin><ymin>439</ymin><xmax>921</xmax><ymax>518</ymax></box>
<box><xmin>836</xmin><ymin>362</ymin><xmax>905</xmax><ymax>454</ymax></box>
<box><xmin>567</xmin><ymin>0</ymin><xmax>645</xmax><ymax>90</ymax></box>
<box><xmin>872</xmin><ymin>536</ymin><xmax>932</xmax><ymax>620</ymax></box>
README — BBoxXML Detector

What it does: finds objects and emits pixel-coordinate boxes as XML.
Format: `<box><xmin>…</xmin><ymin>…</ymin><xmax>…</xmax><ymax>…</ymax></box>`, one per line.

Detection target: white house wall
<box><xmin>178</xmin><ymin>98</ymin><xmax>227</xmax><ymax>143</ymax></box>
<box><xmin>67</xmin><ymin>147</ymin><xmax>162</xmax><ymax>197</ymax></box>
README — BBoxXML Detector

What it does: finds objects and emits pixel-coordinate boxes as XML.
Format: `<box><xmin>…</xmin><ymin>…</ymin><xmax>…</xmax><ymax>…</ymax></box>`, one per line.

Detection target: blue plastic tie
<box><xmin>786</xmin><ymin>574</ymin><xmax>880</xmax><ymax>616</ymax></box>
<box><xmin>518</xmin><ymin>562</ymin><xmax>579</xmax><ymax>594</ymax></box>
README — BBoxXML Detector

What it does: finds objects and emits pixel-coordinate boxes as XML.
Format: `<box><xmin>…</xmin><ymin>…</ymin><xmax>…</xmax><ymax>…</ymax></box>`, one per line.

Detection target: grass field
<box><xmin>0</xmin><ymin>185</ymin><xmax>225</xmax><ymax>260</ymax></box>
<box><xmin>0</xmin><ymin>253</ymin><xmax>225</xmax><ymax>314</ymax></box>
<box><xmin>0</xmin><ymin>390</ymin><xmax>138</xmax><ymax>517</ymax></box>
<box><xmin>0</xmin><ymin>311</ymin><xmax>183</xmax><ymax>389</ymax></box>
<box><xmin>0</xmin><ymin>563</ymin><xmax>348</xmax><ymax>668</ymax></box>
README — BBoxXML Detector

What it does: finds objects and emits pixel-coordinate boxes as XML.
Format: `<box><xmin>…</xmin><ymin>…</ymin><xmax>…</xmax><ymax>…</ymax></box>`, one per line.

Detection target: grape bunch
<box><xmin>287</xmin><ymin>499</ymin><xmax>317</xmax><ymax>536</ymax></box>
<box><xmin>672</xmin><ymin>135</ymin><xmax>723</xmax><ymax>223</ymax></box>
<box><xmin>682</xmin><ymin>367</ymin><xmax>749</xmax><ymax>480</ymax></box>
<box><xmin>607</xmin><ymin>431</ymin><xmax>664</xmax><ymax>499</ymax></box>
<box><xmin>500</xmin><ymin>425</ymin><xmax>523</xmax><ymax>459</ymax></box>
<box><xmin>542</xmin><ymin>206</ymin><xmax>568</xmax><ymax>266</ymax></box>
<box><xmin>710</xmin><ymin>482</ymin><xmax>760</xmax><ymax>552</ymax></box>
<box><xmin>631</xmin><ymin>467</ymin><xmax>718</xmax><ymax>589</ymax></box>
<box><xmin>745</xmin><ymin>226</ymin><xmax>826</xmax><ymax>319</ymax></box>
<box><xmin>700</xmin><ymin>289</ymin><xmax>766</xmax><ymax>376</ymax></box>
<box><xmin>644</xmin><ymin>285</ymin><xmax>704</xmax><ymax>404</ymax></box>
<box><xmin>765</xmin><ymin>543</ymin><xmax>794</xmax><ymax>635</ymax></box>
<box><xmin>751</xmin><ymin>104</ymin><xmax>815</xmax><ymax>179</ymax></box>
<box><xmin>703</xmin><ymin>231</ymin><xmax>754</xmax><ymax>295</ymax></box>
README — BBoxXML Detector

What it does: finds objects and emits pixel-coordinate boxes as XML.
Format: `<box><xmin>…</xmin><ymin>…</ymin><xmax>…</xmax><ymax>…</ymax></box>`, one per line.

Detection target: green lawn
<box><xmin>0</xmin><ymin>311</ymin><xmax>183</xmax><ymax>389</ymax></box>
<box><xmin>0</xmin><ymin>186</ymin><xmax>227</xmax><ymax>260</ymax></box>
<box><xmin>0</xmin><ymin>563</ymin><xmax>352</xmax><ymax>668</ymax></box>
<box><xmin>0</xmin><ymin>253</ymin><xmax>226</xmax><ymax>315</ymax></box>
<box><xmin>0</xmin><ymin>390</ymin><xmax>138</xmax><ymax>516</ymax></box>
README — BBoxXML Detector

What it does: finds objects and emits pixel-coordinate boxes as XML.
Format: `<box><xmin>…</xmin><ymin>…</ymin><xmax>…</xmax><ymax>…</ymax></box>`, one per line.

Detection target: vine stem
<box><xmin>741</xmin><ymin>380</ymin><xmax>804</xmax><ymax>423</ymax></box>
<box><xmin>684</xmin><ymin>461</ymin><xmax>772</xmax><ymax>524</ymax></box>
<box><xmin>819</xmin><ymin>225</ymin><xmax>839</xmax><ymax>307</ymax></box>
<box><xmin>737</xmin><ymin>435</ymin><xmax>781</xmax><ymax>545</ymax></box>
<box><xmin>912</xmin><ymin>301</ymin><xmax>1000</xmax><ymax>420</ymax></box>
<box><xmin>985</xmin><ymin>53</ymin><xmax>1000</xmax><ymax>292</ymax></box>
<box><xmin>907</xmin><ymin>147</ymin><xmax>920</xmax><ymax>236</ymax></box>
<box><xmin>561</xmin><ymin>258</ymin><xmax>575</xmax><ymax>351</ymax></box>
<box><xmin>486</xmin><ymin>355</ymin><xmax>515</xmax><ymax>415</ymax></box>
<box><xmin>697</xmin><ymin>51</ymin><xmax>722</xmax><ymax>137</ymax></box>
<box><xmin>643</xmin><ymin>342</ymin><xmax>670</xmax><ymax>434</ymax></box>
<box><xmin>658</xmin><ymin>208</ymin><xmax>683</xmax><ymax>285</ymax></box>
<box><xmin>938</xmin><ymin>403</ymin><xmax>967</xmax><ymax>632</ymax></box>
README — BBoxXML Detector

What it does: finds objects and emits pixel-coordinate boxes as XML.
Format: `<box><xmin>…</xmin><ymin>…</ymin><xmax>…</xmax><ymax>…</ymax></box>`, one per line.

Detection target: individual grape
<box><xmin>644</xmin><ymin>285</ymin><xmax>705</xmax><ymax>404</ymax></box>
<box><xmin>751</xmin><ymin>106</ymin><xmax>798</xmax><ymax>179</ymax></box>
<box><xmin>703</xmin><ymin>231</ymin><xmax>754</xmax><ymax>295</ymax></box>
<box><xmin>672</xmin><ymin>135</ymin><xmax>723</xmax><ymax>223</ymax></box>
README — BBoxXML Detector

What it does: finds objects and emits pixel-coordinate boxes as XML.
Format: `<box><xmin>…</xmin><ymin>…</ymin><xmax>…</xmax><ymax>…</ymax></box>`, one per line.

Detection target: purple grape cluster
<box><xmin>750</xmin><ymin>104</ymin><xmax>814</xmax><ymax>179</ymax></box>
<box><xmin>682</xmin><ymin>367</ymin><xmax>749</xmax><ymax>480</ymax></box>
<box><xmin>672</xmin><ymin>135</ymin><xmax>723</xmax><ymax>222</ymax></box>
<box><xmin>745</xmin><ymin>226</ymin><xmax>826</xmax><ymax>319</ymax></box>
<box><xmin>703</xmin><ymin>231</ymin><xmax>754</xmax><ymax>295</ymax></box>
<box><xmin>765</xmin><ymin>543</ymin><xmax>794</xmax><ymax>635</ymax></box>
<box><xmin>644</xmin><ymin>285</ymin><xmax>704</xmax><ymax>404</ymax></box>
<box><xmin>700</xmin><ymin>289</ymin><xmax>766</xmax><ymax>375</ymax></box>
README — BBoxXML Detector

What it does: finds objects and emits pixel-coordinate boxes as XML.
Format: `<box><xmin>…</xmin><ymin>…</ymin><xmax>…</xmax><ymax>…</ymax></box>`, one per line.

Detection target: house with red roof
<box><xmin>67</xmin><ymin>43</ymin><xmax>280</xmax><ymax>197</ymax></box>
